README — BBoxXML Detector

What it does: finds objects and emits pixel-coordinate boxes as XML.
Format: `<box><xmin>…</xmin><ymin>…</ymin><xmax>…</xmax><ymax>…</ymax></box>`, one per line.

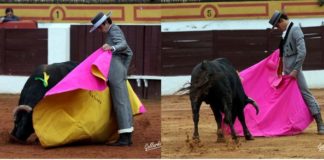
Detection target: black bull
<box><xmin>10</xmin><ymin>61</ymin><xmax>78</xmax><ymax>143</ymax></box>
<box><xmin>183</xmin><ymin>58</ymin><xmax>259</xmax><ymax>143</ymax></box>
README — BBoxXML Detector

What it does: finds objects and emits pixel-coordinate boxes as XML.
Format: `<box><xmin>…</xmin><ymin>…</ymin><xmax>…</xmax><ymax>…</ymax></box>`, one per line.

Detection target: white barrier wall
<box><xmin>47</xmin><ymin>27</ymin><xmax>70</xmax><ymax>64</ymax></box>
<box><xmin>162</xmin><ymin>18</ymin><xmax>324</xmax><ymax>32</ymax></box>
<box><xmin>0</xmin><ymin>76</ymin><xmax>28</xmax><ymax>94</ymax></box>
<box><xmin>161</xmin><ymin>71</ymin><xmax>324</xmax><ymax>95</ymax></box>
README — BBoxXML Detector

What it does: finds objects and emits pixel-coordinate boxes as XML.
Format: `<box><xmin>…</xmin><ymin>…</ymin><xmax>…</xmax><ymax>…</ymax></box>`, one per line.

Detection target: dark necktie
<box><xmin>278</xmin><ymin>38</ymin><xmax>284</xmax><ymax>76</ymax></box>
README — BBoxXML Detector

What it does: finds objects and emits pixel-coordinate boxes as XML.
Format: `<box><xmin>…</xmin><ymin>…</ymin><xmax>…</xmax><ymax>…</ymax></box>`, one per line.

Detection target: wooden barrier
<box><xmin>1</xmin><ymin>25</ymin><xmax>323</xmax><ymax>98</ymax></box>
<box><xmin>0</xmin><ymin>28</ymin><xmax>47</xmax><ymax>75</ymax></box>
<box><xmin>161</xmin><ymin>26</ymin><xmax>324</xmax><ymax>75</ymax></box>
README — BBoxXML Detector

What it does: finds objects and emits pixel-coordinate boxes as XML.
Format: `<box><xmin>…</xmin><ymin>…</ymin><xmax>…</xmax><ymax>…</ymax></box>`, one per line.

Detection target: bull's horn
<box><xmin>13</xmin><ymin>105</ymin><xmax>33</xmax><ymax>116</ymax></box>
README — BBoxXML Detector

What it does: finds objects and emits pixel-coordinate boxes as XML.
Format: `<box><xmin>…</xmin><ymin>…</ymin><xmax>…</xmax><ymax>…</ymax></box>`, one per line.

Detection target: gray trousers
<box><xmin>285</xmin><ymin>70</ymin><xmax>321</xmax><ymax>115</ymax></box>
<box><xmin>108</xmin><ymin>54</ymin><xmax>133</xmax><ymax>133</ymax></box>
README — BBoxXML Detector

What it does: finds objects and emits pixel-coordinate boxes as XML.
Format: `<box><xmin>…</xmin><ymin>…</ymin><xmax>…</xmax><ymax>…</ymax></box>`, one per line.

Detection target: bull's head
<box><xmin>10</xmin><ymin>105</ymin><xmax>34</xmax><ymax>143</ymax></box>
<box><xmin>190</xmin><ymin>60</ymin><xmax>223</xmax><ymax>102</ymax></box>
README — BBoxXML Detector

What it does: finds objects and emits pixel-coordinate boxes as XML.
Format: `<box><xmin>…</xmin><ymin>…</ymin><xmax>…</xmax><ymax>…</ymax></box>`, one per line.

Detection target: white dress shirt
<box><xmin>282</xmin><ymin>21</ymin><xmax>292</xmax><ymax>38</ymax></box>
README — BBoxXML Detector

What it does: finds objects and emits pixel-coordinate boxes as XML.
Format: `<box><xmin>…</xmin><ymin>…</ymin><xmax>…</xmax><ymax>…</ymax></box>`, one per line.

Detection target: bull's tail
<box><xmin>246</xmin><ymin>97</ymin><xmax>259</xmax><ymax>115</ymax></box>
<box><xmin>174</xmin><ymin>82</ymin><xmax>191</xmax><ymax>95</ymax></box>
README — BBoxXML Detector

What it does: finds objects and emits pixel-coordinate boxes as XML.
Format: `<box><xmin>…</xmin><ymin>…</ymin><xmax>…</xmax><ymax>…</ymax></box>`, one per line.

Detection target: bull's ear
<box><xmin>201</xmin><ymin>60</ymin><xmax>209</xmax><ymax>70</ymax></box>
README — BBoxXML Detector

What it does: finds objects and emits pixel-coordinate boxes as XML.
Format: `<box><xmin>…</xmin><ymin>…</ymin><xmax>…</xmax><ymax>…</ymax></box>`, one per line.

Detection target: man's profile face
<box><xmin>99</xmin><ymin>22</ymin><xmax>110</xmax><ymax>33</ymax></box>
<box><xmin>275</xmin><ymin>19</ymin><xmax>286</xmax><ymax>32</ymax></box>
<box><xmin>6</xmin><ymin>11</ymin><xmax>13</xmax><ymax>17</ymax></box>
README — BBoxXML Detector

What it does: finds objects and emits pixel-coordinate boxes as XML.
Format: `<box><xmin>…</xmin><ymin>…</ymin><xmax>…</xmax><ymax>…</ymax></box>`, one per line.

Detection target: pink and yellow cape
<box><xmin>33</xmin><ymin>48</ymin><xmax>146</xmax><ymax>147</ymax></box>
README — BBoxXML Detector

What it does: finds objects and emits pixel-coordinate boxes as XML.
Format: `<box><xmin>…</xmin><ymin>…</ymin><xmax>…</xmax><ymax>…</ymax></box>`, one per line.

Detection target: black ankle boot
<box><xmin>128</xmin><ymin>132</ymin><xmax>133</xmax><ymax>145</ymax></box>
<box><xmin>314</xmin><ymin>113</ymin><xmax>324</xmax><ymax>135</ymax></box>
<box><xmin>107</xmin><ymin>133</ymin><xmax>132</xmax><ymax>146</ymax></box>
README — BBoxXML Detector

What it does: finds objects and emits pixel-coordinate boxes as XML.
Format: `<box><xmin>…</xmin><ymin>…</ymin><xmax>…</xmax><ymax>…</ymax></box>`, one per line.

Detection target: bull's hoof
<box><xmin>192</xmin><ymin>138</ymin><xmax>200</xmax><ymax>144</ymax></box>
<box><xmin>244</xmin><ymin>134</ymin><xmax>254</xmax><ymax>140</ymax></box>
<box><xmin>9</xmin><ymin>134</ymin><xmax>26</xmax><ymax>144</ymax></box>
<box><xmin>216</xmin><ymin>137</ymin><xmax>225</xmax><ymax>143</ymax></box>
<box><xmin>192</xmin><ymin>135</ymin><xmax>200</xmax><ymax>141</ymax></box>
<box><xmin>216</xmin><ymin>129</ymin><xmax>225</xmax><ymax>143</ymax></box>
<box><xmin>34</xmin><ymin>138</ymin><xmax>40</xmax><ymax>144</ymax></box>
<box><xmin>216</xmin><ymin>134</ymin><xmax>225</xmax><ymax>143</ymax></box>
<box><xmin>234</xmin><ymin>138</ymin><xmax>240</xmax><ymax>144</ymax></box>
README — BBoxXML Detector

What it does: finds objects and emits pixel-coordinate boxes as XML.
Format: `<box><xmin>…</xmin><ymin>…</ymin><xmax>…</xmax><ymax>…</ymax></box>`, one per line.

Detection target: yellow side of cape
<box><xmin>33</xmin><ymin>81</ymin><xmax>143</xmax><ymax>148</ymax></box>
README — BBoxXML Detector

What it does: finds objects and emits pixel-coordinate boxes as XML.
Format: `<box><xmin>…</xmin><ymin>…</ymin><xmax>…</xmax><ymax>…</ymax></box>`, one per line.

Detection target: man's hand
<box><xmin>289</xmin><ymin>70</ymin><xmax>298</xmax><ymax>79</ymax></box>
<box><xmin>102</xmin><ymin>43</ymin><xmax>112</xmax><ymax>51</ymax></box>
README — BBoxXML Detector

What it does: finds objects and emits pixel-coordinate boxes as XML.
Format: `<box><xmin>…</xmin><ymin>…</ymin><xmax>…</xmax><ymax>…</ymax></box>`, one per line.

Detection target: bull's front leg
<box><xmin>191</xmin><ymin>100</ymin><xmax>202</xmax><ymax>140</ymax></box>
<box><xmin>211</xmin><ymin>105</ymin><xmax>224</xmax><ymax>142</ymax></box>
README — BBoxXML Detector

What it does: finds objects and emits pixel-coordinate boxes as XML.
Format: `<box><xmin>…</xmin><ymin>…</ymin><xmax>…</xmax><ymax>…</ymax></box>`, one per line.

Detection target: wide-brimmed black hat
<box><xmin>89</xmin><ymin>11</ymin><xmax>112</xmax><ymax>33</ymax></box>
<box><xmin>269</xmin><ymin>10</ymin><xmax>282</xmax><ymax>29</ymax></box>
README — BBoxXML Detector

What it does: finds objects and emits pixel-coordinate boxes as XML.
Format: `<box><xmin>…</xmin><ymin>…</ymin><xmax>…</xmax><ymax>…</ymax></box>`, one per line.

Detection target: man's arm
<box><xmin>109</xmin><ymin>25</ymin><xmax>128</xmax><ymax>53</ymax></box>
<box><xmin>293</xmin><ymin>27</ymin><xmax>306</xmax><ymax>71</ymax></box>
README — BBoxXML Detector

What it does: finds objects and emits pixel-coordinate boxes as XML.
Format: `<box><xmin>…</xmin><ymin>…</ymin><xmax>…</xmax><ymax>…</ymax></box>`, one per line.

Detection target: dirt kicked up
<box><xmin>0</xmin><ymin>94</ymin><xmax>161</xmax><ymax>158</ymax></box>
<box><xmin>162</xmin><ymin>89</ymin><xmax>324</xmax><ymax>158</ymax></box>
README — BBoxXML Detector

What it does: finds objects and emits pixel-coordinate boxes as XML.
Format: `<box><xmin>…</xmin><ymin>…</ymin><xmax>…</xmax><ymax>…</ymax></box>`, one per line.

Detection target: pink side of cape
<box><xmin>139</xmin><ymin>105</ymin><xmax>147</xmax><ymax>113</ymax></box>
<box><xmin>45</xmin><ymin>48</ymin><xmax>111</xmax><ymax>96</ymax></box>
<box><xmin>45</xmin><ymin>48</ymin><xmax>146</xmax><ymax>114</ymax></box>
<box><xmin>234</xmin><ymin>49</ymin><xmax>313</xmax><ymax>136</ymax></box>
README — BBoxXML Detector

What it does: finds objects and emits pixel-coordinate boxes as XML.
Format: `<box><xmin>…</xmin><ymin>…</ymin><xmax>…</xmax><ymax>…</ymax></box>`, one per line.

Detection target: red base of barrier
<box><xmin>0</xmin><ymin>20</ymin><xmax>37</xmax><ymax>29</ymax></box>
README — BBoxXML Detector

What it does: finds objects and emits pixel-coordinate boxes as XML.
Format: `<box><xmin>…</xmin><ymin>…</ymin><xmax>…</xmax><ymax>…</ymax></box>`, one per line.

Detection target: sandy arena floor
<box><xmin>0</xmin><ymin>95</ymin><xmax>160</xmax><ymax>158</ymax></box>
<box><xmin>162</xmin><ymin>89</ymin><xmax>324</xmax><ymax>158</ymax></box>
<box><xmin>2</xmin><ymin>90</ymin><xmax>324</xmax><ymax>158</ymax></box>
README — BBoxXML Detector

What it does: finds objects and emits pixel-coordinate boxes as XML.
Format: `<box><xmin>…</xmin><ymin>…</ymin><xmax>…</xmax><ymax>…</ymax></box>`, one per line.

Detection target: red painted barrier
<box><xmin>0</xmin><ymin>20</ymin><xmax>37</xmax><ymax>29</ymax></box>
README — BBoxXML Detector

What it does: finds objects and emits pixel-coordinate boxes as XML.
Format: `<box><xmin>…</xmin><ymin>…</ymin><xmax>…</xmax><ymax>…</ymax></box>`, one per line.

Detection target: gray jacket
<box><xmin>282</xmin><ymin>24</ymin><xmax>306</xmax><ymax>73</ymax></box>
<box><xmin>281</xmin><ymin>23</ymin><xmax>321</xmax><ymax>116</ymax></box>
<box><xmin>106</xmin><ymin>24</ymin><xmax>133</xmax><ymax>56</ymax></box>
